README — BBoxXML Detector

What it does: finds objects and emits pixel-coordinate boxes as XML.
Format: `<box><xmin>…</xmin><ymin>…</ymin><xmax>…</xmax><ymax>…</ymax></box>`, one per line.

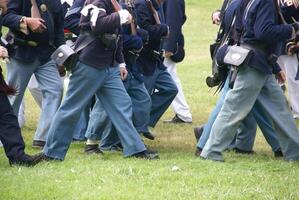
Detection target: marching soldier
<box><xmin>2</xmin><ymin>0</ymin><xmax>65</xmax><ymax>148</ymax></box>
<box><xmin>277</xmin><ymin>0</ymin><xmax>299</xmax><ymax>119</ymax></box>
<box><xmin>201</xmin><ymin>0</ymin><xmax>299</xmax><ymax>162</ymax></box>
<box><xmin>85</xmin><ymin>0</ymin><xmax>155</xmax><ymax>153</ymax></box>
<box><xmin>162</xmin><ymin>0</ymin><xmax>193</xmax><ymax>124</ymax></box>
<box><xmin>135</xmin><ymin>0</ymin><xmax>178</xmax><ymax>128</ymax></box>
<box><xmin>37</xmin><ymin>0</ymin><xmax>159</xmax><ymax>162</ymax></box>
<box><xmin>0</xmin><ymin>0</ymin><xmax>42</xmax><ymax>167</ymax></box>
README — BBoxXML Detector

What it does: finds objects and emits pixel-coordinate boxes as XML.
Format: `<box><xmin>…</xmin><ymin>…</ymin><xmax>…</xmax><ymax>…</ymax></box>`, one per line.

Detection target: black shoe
<box><xmin>142</xmin><ymin>132</ymin><xmax>155</xmax><ymax>140</ymax></box>
<box><xmin>85</xmin><ymin>144</ymin><xmax>103</xmax><ymax>154</ymax></box>
<box><xmin>131</xmin><ymin>150</ymin><xmax>159</xmax><ymax>160</ymax></box>
<box><xmin>194</xmin><ymin>126</ymin><xmax>204</xmax><ymax>142</ymax></box>
<box><xmin>274</xmin><ymin>150</ymin><xmax>283</xmax><ymax>158</ymax></box>
<box><xmin>32</xmin><ymin>140</ymin><xmax>45</xmax><ymax>148</ymax></box>
<box><xmin>194</xmin><ymin>147</ymin><xmax>202</xmax><ymax>157</ymax></box>
<box><xmin>234</xmin><ymin>148</ymin><xmax>255</xmax><ymax>154</ymax></box>
<box><xmin>34</xmin><ymin>153</ymin><xmax>61</xmax><ymax>162</ymax></box>
<box><xmin>164</xmin><ymin>115</ymin><xmax>192</xmax><ymax>124</ymax></box>
<box><xmin>9</xmin><ymin>153</ymin><xmax>44</xmax><ymax>167</ymax></box>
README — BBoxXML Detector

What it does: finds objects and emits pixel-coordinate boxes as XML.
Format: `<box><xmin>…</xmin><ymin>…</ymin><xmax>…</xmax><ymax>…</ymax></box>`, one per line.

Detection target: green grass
<box><xmin>1</xmin><ymin>0</ymin><xmax>299</xmax><ymax>199</ymax></box>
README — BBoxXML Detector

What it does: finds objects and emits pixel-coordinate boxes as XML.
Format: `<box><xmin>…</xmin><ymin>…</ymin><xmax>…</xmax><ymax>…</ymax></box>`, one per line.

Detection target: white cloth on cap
<box><xmin>81</xmin><ymin>4</ymin><xmax>106</xmax><ymax>26</ymax></box>
<box><xmin>118</xmin><ymin>9</ymin><xmax>131</xmax><ymax>25</ymax></box>
<box><xmin>61</xmin><ymin>0</ymin><xmax>74</xmax><ymax>6</ymax></box>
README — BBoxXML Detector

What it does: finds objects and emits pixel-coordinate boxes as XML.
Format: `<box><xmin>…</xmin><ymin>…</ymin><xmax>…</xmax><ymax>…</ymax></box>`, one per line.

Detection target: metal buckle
<box><xmin>27</xmin><ymin>41</ymin><xmax>38</xmax><ymax>47</ymax></box>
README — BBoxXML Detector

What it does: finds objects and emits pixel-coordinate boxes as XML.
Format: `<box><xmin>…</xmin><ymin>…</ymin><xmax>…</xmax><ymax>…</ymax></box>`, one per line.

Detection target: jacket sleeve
<box><xmin>82</xmin><ymin>0</ymin><xmax>121</xmax><ymax>34</ymax></box>
<box><xmin>2</xmin><ymin>0</ymin><xmax>24</xmax><ymax>32</ymax></box>
<box><xmin>53</xmin><ymin>1</ymin><xmax>65</xmax><ymax>47</ymax></box>
<box><xmin>116</xmin><ymin>35</ymin><xmax>125</xmax><ymax>64</ymax></box>
<box><xmin>122</xmin><ymin>34</ymin><xmax>143</xmax><ymax>51</ymax></box>
<box><xmin>254</xmin><ymin>0</ymin><xmax>293</xmax><ymax>44</ymax></box>
<box><xmin>64</xmin><ymin>0</ymin><xmax>85</xmax><ymax>35</ymax></box>
<box><xmin>163</xmin><ymin>0</ymin><xmax>184</xmax><ymax>53</ymax></box>
<box><xmin>135</xmin><ymin>2</ymin><xmax>168</xmax><ymax>43</ymax></box>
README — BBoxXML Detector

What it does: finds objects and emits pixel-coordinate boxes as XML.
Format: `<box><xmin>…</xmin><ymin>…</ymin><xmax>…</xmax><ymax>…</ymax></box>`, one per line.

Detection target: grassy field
<box><xmin>1</xmin><ymin>0</ymin><xmax>299</xmax><ymax>199</ymax></box>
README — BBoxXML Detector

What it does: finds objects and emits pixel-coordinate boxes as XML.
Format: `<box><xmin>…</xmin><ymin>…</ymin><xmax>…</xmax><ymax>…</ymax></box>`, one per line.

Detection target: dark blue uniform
<box><xmin>0</xmin><ymin>14</ymin><xmax>40</xmax><ymax>166</ymax></box>
<box><xmin>135</xmin><ymin>0</ymin><xmax>178</xmax><ymax>127</ymax></box>
<box><xmin>201</xmin><ymin>0</ymin><xmax>299</xmax><ymax>162</ymax></box>
<box><xmin>99</xmin><ymin>23</ymin><xmax>153</xmax><ymax>150</ymax></box>
<box><xmin>42</xmin><ymin>0</ymin><xmax>152</xmax><ymax>160</ymax></box>
<box><xmin>3</xmin><ymin>0</ymin><xmax>65</xmax><ymax>63</ymax></box>
<box><xmin>2</xmin><ymin>0</ymin><xmax>64</xmax><ymax>144</ymax></box>
<box><xmin>162</xmin><ymin>0</ymin><xmax>186</xmax><ymax>62</ymax></box>
<box><xmin>64</xmin><ymin>0</ymin><xmax>85</xmax><ymax>35</ymax></box>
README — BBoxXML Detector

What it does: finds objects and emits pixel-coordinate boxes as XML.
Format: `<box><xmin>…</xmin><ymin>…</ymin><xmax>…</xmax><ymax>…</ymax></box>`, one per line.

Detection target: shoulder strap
<box><xmin>74</xmin><ymin>34</ymin><xmax>96</xmax><ymax>53</ymax></box>
<box><xmin>145</xmin><ymin>0</ymin><xmax>161</xmax><ymax>24</ymax></box>
<box><xmin>273</xmin><ymin>0</ymin><xmax>287</xmax><ymax>24</ymax></box>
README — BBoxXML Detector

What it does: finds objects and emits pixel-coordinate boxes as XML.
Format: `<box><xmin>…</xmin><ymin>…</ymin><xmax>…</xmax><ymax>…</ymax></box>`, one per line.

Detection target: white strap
<box><xmin>61</xmin><ymin>0</ymin><xmax>74</xmax><ymax>6</ymax></box>
<box><xmin>81</xmin><ymin>4</ymin><xmax>106</xmax><ymax>26</ymax></box>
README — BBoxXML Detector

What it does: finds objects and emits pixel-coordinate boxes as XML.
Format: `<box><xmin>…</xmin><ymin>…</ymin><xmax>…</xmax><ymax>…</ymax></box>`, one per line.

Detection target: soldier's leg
<box><xmin>126</xmin><ymin>73</ymin><xmax>152</xmax><ymax>133</ymax></box>
<box><xmin>256</xmin><ymin>76</ymin><xmax>299</xmax><ymax>161</ymax></box>
<box><xmin>43</xmin><ymin>62</ymin><xmax>106</xmax><ymax>160</ymax></box>
<box><xmin>33</xmin><ymin>60</ymin><xmax>63</xmax><ymax>142</ymax></box>
<box><xmin>252</xmin><ymin>101</ymin><xmax>281</xmax><ymax>153</ymax></box>
<box><xmin>277</xmin><ymin>55</ymin><xmax>299</xmax><ymax>118</ymax></box>
<box><xmin>85</xmin><ymin>98</ymin><xmax>112</xmax><ymax>142</ymax></box>
<box><xmin>148</xmin><ymin>68</ymin><xmax>178</xmax><ymax>127</ymax></box>
<box><xmin>164</xmin><ymin>58</ymin><xmax>192</xmax><ymax>122</ymax></box>
<box><xmin>0</xmin><ymin>93</ymin><xmax>25</xmax><ymax>161</ymax></box>
<box><xmin>233</xmin><ymin>112</ymin><xmax>257</xmax><ymax>152</ymax></box>
<box><xmin>197</xmin><ymin>75</ymin><xmax>230</xmax><ymax>150</ymax></box>
<box><xmin>96</xmin><ymin>66</ymin><xmax>146</xmax><ymax>157</ymax></box>
<box><xmin>6</xmin><ymin>59</ymin><xmax>37</xmax><ymax>115</ymax></box>
<box><xmin>201</xmin><ymin>67</ymin><xmax>266</xmax><ymax>161</ymax></box>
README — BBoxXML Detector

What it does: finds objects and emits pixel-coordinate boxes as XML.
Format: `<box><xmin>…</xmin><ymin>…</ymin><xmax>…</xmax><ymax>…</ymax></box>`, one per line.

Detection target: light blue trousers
<box><xmin>43</xmin><ymin>62</ymin><xmax>146</xmax><ymax>160</ymax></box>
<box><xmin>6</xmin><ymin>58</ymin><xmax>63</xmax><ymax>141</ymax></box>
<box><xmin>85</xmin><ymin>72</ymin><xmax>152</xmax><ymax>150</ymax></box>
<box><xmin>201</xmin><ymin>66</ymin><xmax>299</xmax><ymax>161</ymax></box>
<box><xmin>197</xmin><ymin>74</ymin><xmax>280</xmax><ymax>152</ymax></box>
<box><xmin>143</xmin><ymin>68</ymin><xmax>178</xmax><ymax>127</ymax></box>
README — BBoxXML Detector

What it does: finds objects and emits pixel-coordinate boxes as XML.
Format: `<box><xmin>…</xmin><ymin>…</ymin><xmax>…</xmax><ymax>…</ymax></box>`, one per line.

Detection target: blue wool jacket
<box><xmin>77</xmin><ymin>0</ymin><xmax>124</xmax><ymax>69</ymax></box>
<box><xmin>162</xmin><ymin>0</ymin><xmax>186</xmax><ymax>63</ymax></box>
<box><xmin>121</xmin><ymin>2</ymin><xmax>149</xmax><ymax>82</ymax></box>
<box><xmin>2</xmin><ymin>0</ymin><xmax>65</xmax><ymax>64</ymax></box>
<box><xmin>135</xmin><ymin>0</ymin><xmax>169</xmax><ymax>76</ymax></box>
<box><xmin>64</xmin><ymin>0</ymin><xmax>85</xmax><ymax>35</ymax></box>
<box><xmin>239</xmin><ymin>0</ymin><xmax>293</xmax><ymax>74</ymax></box>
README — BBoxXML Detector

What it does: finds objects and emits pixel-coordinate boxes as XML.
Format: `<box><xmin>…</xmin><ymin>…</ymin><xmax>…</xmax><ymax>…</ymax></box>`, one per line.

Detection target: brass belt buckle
<box><xmin>27</xmin><ymin>41</ymin><xmax>38</xmax><ymax>47</ymax></box>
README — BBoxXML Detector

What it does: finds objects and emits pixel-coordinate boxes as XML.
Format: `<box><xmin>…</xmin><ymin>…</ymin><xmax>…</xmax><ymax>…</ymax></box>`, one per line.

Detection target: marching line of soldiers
<box><xmin>0</xmin><ymin>0</ymin><xmax>299</xmax><ymax>167</ymax></box>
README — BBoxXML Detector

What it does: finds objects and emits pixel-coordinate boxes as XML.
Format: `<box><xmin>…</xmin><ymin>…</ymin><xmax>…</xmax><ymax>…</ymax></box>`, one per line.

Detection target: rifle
<box><xmin>145</xmin><ymin>0</ymin><xmax>161</xmax><ymax>24</ymax></box>
<box><xmin>110</xmin><ymin>0</ymin><xmax>122</xmax><ymax>11</ymax></box>
<box><xmin>206</xmin><ymin>0</ymin><xmax>232</xmax><ymax>88</ymax></box>
<box><xmin>124</xmin><ymin>0</ymin><xmax>137</xmax><ymax>35</ymax></box>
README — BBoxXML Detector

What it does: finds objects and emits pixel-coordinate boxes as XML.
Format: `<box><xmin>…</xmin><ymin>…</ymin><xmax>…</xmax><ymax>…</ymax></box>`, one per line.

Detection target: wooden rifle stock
<box><xmin>145</xmin><ymin>0</ymin><xmax>161</xmax><ymax>24</ymax></box>
<box><xmin>111</xmin><ymin>0</ymin><xmax>122</xmax><ymax>12</ymax></box>
<box><xmin>125</xmin><ymin>0</ymin><xmax>137</xmax><ymax>35</ymax></box>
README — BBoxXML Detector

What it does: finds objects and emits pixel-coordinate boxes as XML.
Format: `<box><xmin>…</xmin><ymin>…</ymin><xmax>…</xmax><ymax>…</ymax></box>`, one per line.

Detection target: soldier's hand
<box><xmin>0</xmin><ymin>0</ymin><xmax>8</xmax><ymax>14</ymax></box>
<box><xmin>276</xmin><ymin>71</ymin><xmax>286</xmax><ymax>84</ymax></box>
<box><xmin>118</xmin><ymin>9</ymin><xmax>132</xmax><ymax>25</ymax></box>
<box><xmin>25</xmin><ymin>17</ymin><xmax>47</xmax><ymax>33</ymax></box>
<box><xmin>286</xmin><ymin>41</ymin><xmax>299</xmax><ymax>55</ymax></box>
<box><xmin>119</xmin><ymin>63</ymin><xmax>128</xmax><ymax>80</ymax></box>
<box><xmin>212</xmin><ymin>11</ymin><xmax>221</xmax><ymax>25</ymax></box>
<box><xmin>164</xmin><ymin>51</ymin><xmax>173</xmax><ymax>58</ymax></box>
<box><xmin>58</xmin><ymin>65</ymin><xmax>66</xmax><ymax>77</ymax></box>
<box><xmin>0</xmin><ymin>46</ymin><xmax>8</xmax><ymax>59</ymax></box>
